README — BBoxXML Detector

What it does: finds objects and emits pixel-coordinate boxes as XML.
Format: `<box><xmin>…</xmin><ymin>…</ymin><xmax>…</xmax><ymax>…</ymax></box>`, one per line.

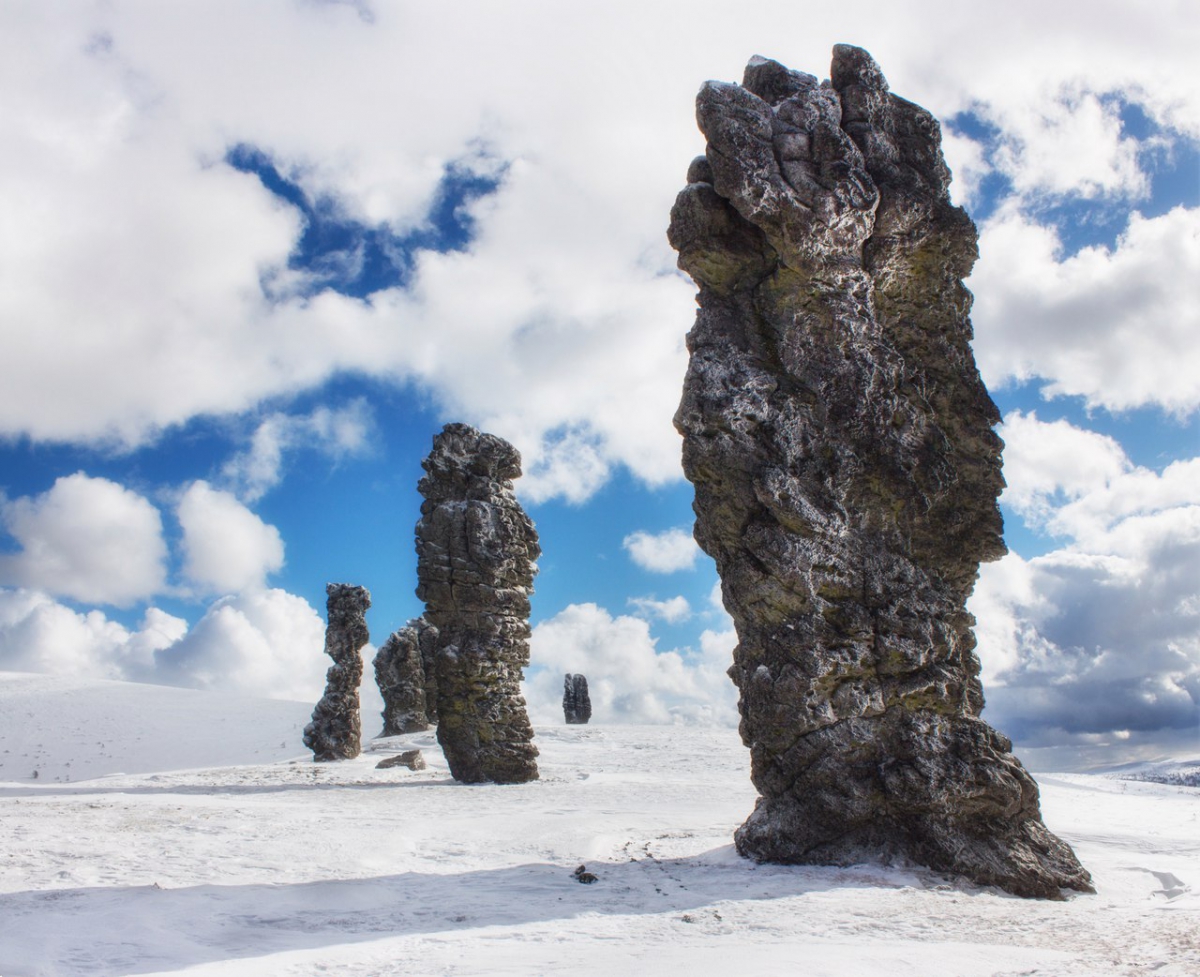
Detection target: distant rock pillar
<box><xmin>563</xmin><ymin>674</ymin><xmax>592</xmax><ymax>724</ymax></box>
<box><xmin>303</xmin><ymin>583</ymin><xmax>371</xmax><ymax>761</ymax></box>
<box><xmin>374</xmin><ymin>616</ymin><xmax>439</xmax><ymax>736</ymax></box>
<box><xmin>415</xmin><ymin>422</ymin><xmax>540</xmax><ymax>784</ymax></box>
<box><xmin>669</xmin><ymin>46</ymin><xmax>1092</xmax><ymax>898</ymax></box>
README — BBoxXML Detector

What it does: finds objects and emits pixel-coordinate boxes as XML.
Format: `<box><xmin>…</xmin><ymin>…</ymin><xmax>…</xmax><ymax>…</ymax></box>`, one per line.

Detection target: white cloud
<box><xmin>516</xmin><ymin>428</ymin><xmax>612</xmax><ymax>505</ymax></box>
<box><xmin>0</xmin><ymin>588</ymin><xmax>186</xmax><ymax>679</ymax></box>
<box><xmin>176</xmin><ymin>481</ymin><xmax>284</xmax><ymax>595</ymax></box>
<box><xmin>627</xmin><ymin>595</ymin><xmax>691</xmax><ymax>624</ymax></box>
<box><xmin>222</xmin><ymin>399</ymin><xmax>374</xmax><ymax>502</ymax></box>
<box><xmin>940</xmin><ymin>127</ymin><xmax>990</xmax><ymax>209</ymax></box>
<box><xmin>524</xmin><ymin>602</ymin><xmax>737</xmax><ymax>726</ymax></box>
<box><xmin>153</xmin><ymin>588</ymin><xmax>327</xmax><ymax>701</ymax></box>
<box><xmin>970</xmin><ymin>414</ymin><xmax>1200</xmax><ymax>760</ymax></box>
<box><xmin>0</xmin><ymin>585</ymin><xmax>329</xmax><ymax>702</ymax></box>
<box><xmin>989</xmin><ymin>89</ymin><xmax>1148</xmax><ymax>201</ymax></box>
<box><xmin>2</xmin><ymin>2</ymin><xmax>1194</xmax><ymax>502</ymax></box>
<box><xmin>0</xmin><ymin>473</ymin><xmax>168</xmax><ymax>606</ymax></box>
<box><xmin>971</xmin><ymin>206</ymin><xmax>1200</xmax><ymax>414</ymax></box>
<box><xmin>998</xmin><ymin>410</ymin><xmax>1131</xmax><ymax>529</ymax></box>
<box><xmin>622</xmin><ymin>527</ymin><xmax>699</xmax><ymax>573</ymax></box>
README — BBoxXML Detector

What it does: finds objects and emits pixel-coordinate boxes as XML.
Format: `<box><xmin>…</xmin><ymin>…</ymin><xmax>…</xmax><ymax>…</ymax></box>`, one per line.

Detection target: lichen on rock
<box><xmin>415</xmin><ymin>423</ymin><xmax>540</xmax><ymax>784</ymax></box>
<box><xmin>669</xmin><ymin>45</ymin><xmax>1092</xmax><ymax>899</ymax></box>
<box><xmin>303</xmin><ymin>583</ymin><xmax>371</xmax><ymax>762</ymax></box>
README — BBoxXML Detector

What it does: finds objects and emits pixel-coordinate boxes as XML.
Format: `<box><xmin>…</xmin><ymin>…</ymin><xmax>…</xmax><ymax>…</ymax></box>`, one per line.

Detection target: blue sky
<box><xmin>1</xmin><ymin>1</ymin><xmax>1197</xmax><ymax>769</ymax></box>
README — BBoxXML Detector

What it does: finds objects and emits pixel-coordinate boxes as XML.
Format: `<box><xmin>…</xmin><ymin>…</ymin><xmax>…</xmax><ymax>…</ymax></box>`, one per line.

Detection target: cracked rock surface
<box><xmin>669</xmin><ymin>46</ymin><xmax>1092</xmax><ymax>899</ymax></box>
<box><xmin>416</xmin><ymin>423</ymin><xmax>540</xmax><ymax>784</ymax></box>
<box><xmin>303</xmin><ymin>583</ymin><xmax>371</xmax><ymax>762</ymax></box>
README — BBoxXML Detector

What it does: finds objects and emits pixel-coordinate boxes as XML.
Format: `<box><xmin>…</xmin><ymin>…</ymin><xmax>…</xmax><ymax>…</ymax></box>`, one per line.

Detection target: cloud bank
<box><xmin>971</xmin><ymin>413</ymin><xmax>1200</xmax><ymax>764</ymax></box>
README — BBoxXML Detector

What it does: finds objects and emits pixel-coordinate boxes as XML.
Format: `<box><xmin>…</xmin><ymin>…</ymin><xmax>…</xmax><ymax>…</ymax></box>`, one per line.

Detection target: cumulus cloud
<box><xmin>971</xmin><ymin>206</ymin><xmax>1200</xmax><ymax>414</ymax></box>
<box><xmin>222</xmin><ymin>400</ymin><xmax>374</xmax><ymax>502</ymax></box>
<box><xmin>0</xmin><ymin>589</ymin><xmax>186</xmax><ymax>679</ymax></box>
<box><xmin>176</xmin><ymin>481</ymin><xmax>285</xmax><ymax>595</ymax></box>
<box><xmin>152</xmin><ymin>588</ymin><xmax>327</xmax><ymax>701</ymax></box>
<box><xmin>524</xmin><ymin>602</ymin><xmax>737</xmax><ymax>726</ymax></box>
<box><xmin>0</xmin><ymin>585</ymin><xmax>329</xmax><ymax>702</ymax></box>
<box><xmin>988</xmin><ymin>89</ymin><xmax>1148</xmax><ymax>202</ymax></box>
<box><xmin>622</xmin><ymin>527</ymin><xmax>699</xmax><ymax>573</ymax></box>
<box><xmin>0</xmin><ymin>473</ymin><xmax>168</xmax><ymax>606</ymax></box>
<box><xmin>627</xmin><ymin>595</ymin><xmax>691</xmax><ymax>624</ymax></box>
<box><xmin>974</xmin><ymin>538</ymin><xmax>1199</xmax><ymax>762</ymax></box>
<box><xmin>971</xmin><ymin>415</ymin><xmax>1200</xmax><ymax>763</ymax></box>
<box><xmin>998</xmin><ymin>410</ymin><xmax>1131</xmax><ymax>528</ymax></box>
<box><xmin>3</xmin><ymin>2</ymin><xmax>1194</xmax><ymax>502</ymax></box>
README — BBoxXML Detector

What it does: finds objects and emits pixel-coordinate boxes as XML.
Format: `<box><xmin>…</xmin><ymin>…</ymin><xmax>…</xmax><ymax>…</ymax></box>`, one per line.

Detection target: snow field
<box><xmin>0</xmin><ymin>674</ymin><xmax>1196</xmax><ymax>976</ymax></box>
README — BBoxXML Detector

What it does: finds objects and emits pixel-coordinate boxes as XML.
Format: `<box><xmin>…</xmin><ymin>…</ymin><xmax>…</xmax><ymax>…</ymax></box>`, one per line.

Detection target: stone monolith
<box><xmin>415</xmin><ymin>423</ymin><xmax>540</xmax><ymax>784</ymax></box>
<box><xmin>303</xmin><ymin>583</ymin><xmax>371</xmax><ymax>761</ymax></box>
<box><xmin>563</xmin><ymin>674</ymin><xmax>592</xmax><ymax>725</ymax></box>
<box><xmin>374</xmin><ymin>617</ymin><xmax>439</xmax><ymax>736</ymax></box>
<box><xmin>668</xmin><ymin>45</ymin><xmax>1092</xmax><ymax>898</ymax></box>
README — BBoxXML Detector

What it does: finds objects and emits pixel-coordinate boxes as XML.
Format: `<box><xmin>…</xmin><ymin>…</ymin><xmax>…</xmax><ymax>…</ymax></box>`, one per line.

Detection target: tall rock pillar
<box><xmin>415</xmin><ymin>423</ymin><xmax>540</xmax><ymax>784</ymax></box>
<box><xmin>669</xmin><ymin>46</ymin><xmax>1091</xmax><ymax>898</ymax></box>
<box><xmin>303</xmin><ymin>583</ymin><xmax>371</xmax><ymax>761</ymax></box>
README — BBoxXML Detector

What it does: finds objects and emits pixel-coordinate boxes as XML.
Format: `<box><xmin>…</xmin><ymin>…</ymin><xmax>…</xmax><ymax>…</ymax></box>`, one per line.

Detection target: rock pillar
<box><xmin>668</xmin><ymin>46</ymin><xmax>1091</xmax><ymax>898</ymax></box>
<box><xmin>415</xmin><ymin>423</ymin><xmax>540</xmax><ymax>784</ymax></box>
<box><xmin>303</xmin><ymin>583</ymin><xmax>371</xmax><ymax>762</ymax></box>
<box><xmin>563</xmin><ymin>674</ymin><xmax>592</xmax><ymax>725</ymax></box>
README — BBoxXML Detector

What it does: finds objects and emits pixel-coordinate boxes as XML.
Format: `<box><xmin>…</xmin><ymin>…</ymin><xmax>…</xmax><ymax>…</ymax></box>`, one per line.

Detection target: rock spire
<box><xmin>303</xmin><ymin>583</ymin><xmax>371</xmax><ymax>762</ymax></box>
<box><xmin>563</xmin><ymin>674</ymin><xmax>592</xmax><ymax>725</ymax></box>
<box><xmin>415</xmin><ymin>422</ymin><xmax>540</xmax><ymax>784</ymax></box>
<box><xmin>668</xmin><ymin>46</ymin><xmax>1092</xmax><ymax>898</ymax></box>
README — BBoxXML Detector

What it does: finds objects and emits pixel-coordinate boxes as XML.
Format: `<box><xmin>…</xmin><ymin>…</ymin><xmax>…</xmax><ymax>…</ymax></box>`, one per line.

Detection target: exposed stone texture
<box><xmin>376</xmin><ymin>749</ymin><xmax>427</xmax><ymax>771</ymax></box>
<box><xmin>415</xmin><ymin>423</ymin><xmax>540</xmax><ymax>784</ymax></box>
<box><xmin>563</xmin><ymin>674</ymin><xmax>592</xmax><ymax>725</ymax></box>
<box><xmin>374</xmin><ymin>617</ymin><xmax>439</xmax><ymax>735</ymax></box>
<box><xmin>669</xmin><ymin>46</ymin><xmax>1091</xmax><ymax>899</ymax></box>
<box><xmin>303</xmin><ymin>583</ymin><xmax>371</xmax><ymax>762</ymax></box>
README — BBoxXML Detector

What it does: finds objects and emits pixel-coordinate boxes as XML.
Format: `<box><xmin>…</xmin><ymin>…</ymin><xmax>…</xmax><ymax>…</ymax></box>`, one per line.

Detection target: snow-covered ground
<box><xmin>1</xmin><ymin>673</ymin><xmax>1196</xmax><ymax>977</ymax></box>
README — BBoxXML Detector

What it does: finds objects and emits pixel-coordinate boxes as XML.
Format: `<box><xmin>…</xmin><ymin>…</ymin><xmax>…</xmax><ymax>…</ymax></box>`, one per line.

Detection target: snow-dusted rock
<box><xmin>416</xmin><ymin>423</ymin><xmax>540</xmax><ymax>784</ymax></box>
<box><xmin>374</xmin><ymin>617</ymin><xmax>439</xmax><ymax>735</ymax></box>
<box><xmin>670</xmin><ymin>46</ymin><xmax>1091</xmax><ymax>899</ymax></box>
<box><xmin>303</xmin><ymin>583</ymin><xmax>371</xmax><ymax>762</ymax></box>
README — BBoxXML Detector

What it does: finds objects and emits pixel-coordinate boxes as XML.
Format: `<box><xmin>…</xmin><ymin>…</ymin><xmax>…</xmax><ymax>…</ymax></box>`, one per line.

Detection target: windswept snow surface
<box><xmin>0</xmin><ymin>675</ymin><xmax>1196</xmax><ymax>977</ymax></box>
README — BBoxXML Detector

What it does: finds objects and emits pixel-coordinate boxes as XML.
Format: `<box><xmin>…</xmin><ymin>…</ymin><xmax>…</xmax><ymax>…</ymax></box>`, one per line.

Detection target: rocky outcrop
<box><xmin>563</xmin><ymin>674</ymin><xmax>592</xmax><ymax>725</ymax></box>
<box><xmin>415</xmin><ymin>423</ymin><xmax>540</xmax><ymax>784</ymax></box>
<box><xmin>374</xmin><ymin>617</ymin><xmax>439</xmax><ymax>735</ymax></box>
<box><xmin>303</xmin><ymin>583</ymin><xmax>371</xmax><ymax>762</ymax></box>
<box><xmin>669</xmin><ymin>46</ymin><xmax>1092</xmax><ymax>899</ymax></box>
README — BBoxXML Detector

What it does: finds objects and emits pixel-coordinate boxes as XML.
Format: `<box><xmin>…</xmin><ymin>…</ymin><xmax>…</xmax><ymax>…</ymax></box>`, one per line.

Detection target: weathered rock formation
<box><xmin>374</xmin><ymin>617</ymin><xmax>439</xmax><ymax>735</ymax></box>
<box><xmin>415</xmin><ymin>423</ymin><xmax>540</xmax><ymax>784</ymax></box>
<box><xmin>563</xmin><ymin>673</ymin><xmax>592</xmax><ymax>725</ymax></box>
<box><xmin>303</xmin><ymin>583</ymin><xmax>371</xmax><ymax>762</ymax></box>
<box><xmin>669</xmin><ymin>46</ymin><xmax>1092</xmax><ymax>899</ymax></box>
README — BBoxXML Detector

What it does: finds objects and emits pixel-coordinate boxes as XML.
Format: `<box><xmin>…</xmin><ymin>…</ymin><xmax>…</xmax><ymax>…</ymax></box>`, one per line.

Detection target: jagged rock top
<box><xmin>418</xmin><ymin>422</ymin><xmax>524</xmax><ymax>503</ymax></box>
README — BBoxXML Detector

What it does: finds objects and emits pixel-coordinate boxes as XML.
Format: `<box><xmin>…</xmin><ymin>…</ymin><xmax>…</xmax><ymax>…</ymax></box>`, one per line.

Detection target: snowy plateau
<box><xmin>0</xmin><ymin>671</ymin><xmax>1196</xmax><ymax>977</ymax></box>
